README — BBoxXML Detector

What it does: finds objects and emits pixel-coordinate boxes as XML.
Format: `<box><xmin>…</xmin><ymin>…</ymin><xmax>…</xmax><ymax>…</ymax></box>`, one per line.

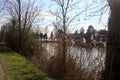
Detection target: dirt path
<box><xmin>0</xmin><ymin>54</ymin><xmax>5</xmax><ymax>80</ymax></box>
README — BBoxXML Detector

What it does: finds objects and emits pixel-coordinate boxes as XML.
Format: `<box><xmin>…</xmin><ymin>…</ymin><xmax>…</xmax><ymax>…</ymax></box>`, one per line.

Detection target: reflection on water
<box><xmin>68</xmin><ymin>46</ymin><xmax>105</xmax><ymax>72</ymax></box>
<box><xmin>43</xmin><ymin>43</ymin><xmax>105</xmax><ymax>72</ymax></box>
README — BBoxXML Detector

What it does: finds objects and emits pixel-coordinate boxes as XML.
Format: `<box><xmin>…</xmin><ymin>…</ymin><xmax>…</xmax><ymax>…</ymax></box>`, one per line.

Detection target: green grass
<box><xmin>0</xmin><ymin>43</ymin><xmax>54</xmax><ymax>80</ymax></box>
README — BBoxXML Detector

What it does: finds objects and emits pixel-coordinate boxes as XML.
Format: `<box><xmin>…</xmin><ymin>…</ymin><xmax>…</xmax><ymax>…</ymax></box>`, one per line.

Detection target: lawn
<box><xmin>0</xmin><ymin>43</ymin><xmax>54</xmax><ymax>80</ymax></box>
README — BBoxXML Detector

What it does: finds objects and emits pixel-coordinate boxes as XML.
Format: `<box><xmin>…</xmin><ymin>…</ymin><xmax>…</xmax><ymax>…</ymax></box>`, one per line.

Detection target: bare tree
<box><xmin>0</xmin><ymin>1</ymin><xmax>5</xmax><ymax>42</ymax></box>
<box><xmin>49</xmin><ymin>0</ymin><xmax>98</xmax><ymax>79</ymax></box>
<box><xmin>47</xmin><ymin>0</ymin><xmax>109</xmax><ymax>79</ymax></box>
<box><xmin>51</xmin><ymin>0</ymin><xmax>93</xmax><ymax>32</ymax></box>
<box><xmin>4</xmin><ymin>0</ymin><xmax>41</xmax><ymax>52</ymax></box>
<box><xmin>17</xmin><ymin>0</ymin><xmax>22</xmax><ymax>51</ymax></box>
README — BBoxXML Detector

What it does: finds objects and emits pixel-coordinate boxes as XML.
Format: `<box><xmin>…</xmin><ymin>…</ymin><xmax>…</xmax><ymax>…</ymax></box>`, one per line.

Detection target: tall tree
<box><xmin>17</xmin><ymin>0</ymin><xmax>22</xmax><ymax>51</ymax></box>
<box><xmin>50</xmin><ymin>0</ymin><xmax>94</xmax><ymax>79</ymax></box>
<box><xmin>51</xmin><ymin>0</ymin><xmax>93</xmax><ymax>33</ymax></box>
<box><xmin>104</xmin><ymin>0</ymin><xmax>120</xmax><ymax>79</ymax></box>
<box><xmin>4</xmin><ymin>0</ymin><xmax>41</xmax><ymax>52</ymax></box>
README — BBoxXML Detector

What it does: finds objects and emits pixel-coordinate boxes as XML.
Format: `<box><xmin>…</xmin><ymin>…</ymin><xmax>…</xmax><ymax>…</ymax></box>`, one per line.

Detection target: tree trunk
<box><xmin>18</xmin><ymin>0</ymin><xmax>22</xmax><ymax>52</ymax></box>
<box><xmin>104</xmin><ymin>0</ymin><xmax>120</xmax><ymax>79</ymax></box>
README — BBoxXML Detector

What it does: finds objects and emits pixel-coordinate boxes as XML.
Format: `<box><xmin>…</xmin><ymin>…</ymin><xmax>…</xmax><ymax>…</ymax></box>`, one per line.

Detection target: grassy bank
<box><xmin>0</xmin><ymin>43</ymin><xmax>54</xmax><ymax>80</ymax></box>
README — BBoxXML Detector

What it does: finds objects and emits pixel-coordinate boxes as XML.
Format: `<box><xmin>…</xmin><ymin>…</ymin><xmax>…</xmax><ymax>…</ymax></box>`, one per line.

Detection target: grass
<box><xmin>0</xmin><ymin>43</ymin><xmax>54</xmax><ymax>80</ymax></box>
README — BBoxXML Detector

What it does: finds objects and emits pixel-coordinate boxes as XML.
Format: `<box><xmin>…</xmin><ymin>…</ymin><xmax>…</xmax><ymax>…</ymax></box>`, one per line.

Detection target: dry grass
<box><xmin>29</xmin><ymin>41</ymin><xmax>105</xmax><ymax>80</ymax></box>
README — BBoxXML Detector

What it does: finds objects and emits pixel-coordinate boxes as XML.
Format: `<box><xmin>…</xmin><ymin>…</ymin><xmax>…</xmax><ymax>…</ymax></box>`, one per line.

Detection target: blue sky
<box><xmin>0</xmin><ymin>0</ymin><xmax>109</xmax><ymax>37</ymax></box>
<box><xmin>39</xmin><ymin>0</ymin><xmax>109</xmax><ymax>34</ymax></box>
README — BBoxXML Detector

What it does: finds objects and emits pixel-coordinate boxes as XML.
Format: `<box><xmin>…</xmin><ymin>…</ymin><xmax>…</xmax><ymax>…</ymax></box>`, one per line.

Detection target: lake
<box><xmin>43</xmin><ymin>43</ymin><xmax>106</xmax><ymax>73</ymax></box>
